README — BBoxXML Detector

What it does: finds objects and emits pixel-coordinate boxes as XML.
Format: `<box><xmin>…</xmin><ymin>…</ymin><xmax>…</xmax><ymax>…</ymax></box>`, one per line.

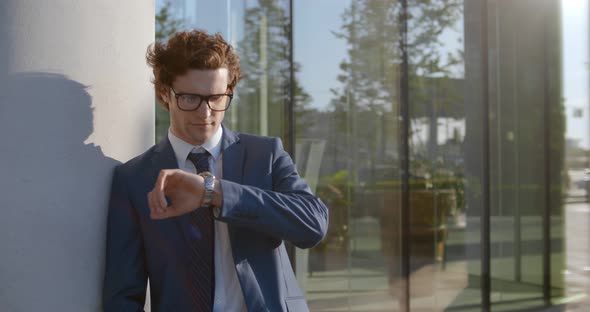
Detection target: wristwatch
<box><xmin>198</xmin><ymin>171</ymin><xmax>216</xmax><ymax>208</ymax></box>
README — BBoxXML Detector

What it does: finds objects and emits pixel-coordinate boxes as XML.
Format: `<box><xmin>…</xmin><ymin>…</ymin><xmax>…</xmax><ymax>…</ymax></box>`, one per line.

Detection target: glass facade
<box><xmin>155</xmin><ymin>0</ymin><xmax>590</xmax><ymax>310</ymax></box>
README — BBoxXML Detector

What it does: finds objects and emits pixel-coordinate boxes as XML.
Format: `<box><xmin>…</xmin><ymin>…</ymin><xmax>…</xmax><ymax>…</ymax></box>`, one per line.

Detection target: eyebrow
<box><xmin>174</xmin><ymin>90</ymin><xmax>229</xmax><ymax>95</ymax></box>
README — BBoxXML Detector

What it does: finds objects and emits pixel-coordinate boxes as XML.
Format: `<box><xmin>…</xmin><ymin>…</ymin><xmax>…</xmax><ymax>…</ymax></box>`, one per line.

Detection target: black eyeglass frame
<box><xmin>170</xmin><ymin>87</ymin><xmax>233</xmax><ymax>112</ymax></box>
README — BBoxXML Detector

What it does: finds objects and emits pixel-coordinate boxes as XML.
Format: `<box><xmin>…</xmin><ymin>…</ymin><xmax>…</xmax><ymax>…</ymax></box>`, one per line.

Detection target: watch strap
<box><xmin>198</xmin><ymin>172</ymin><xmax>215</xmax><ymax>208</ymax></box>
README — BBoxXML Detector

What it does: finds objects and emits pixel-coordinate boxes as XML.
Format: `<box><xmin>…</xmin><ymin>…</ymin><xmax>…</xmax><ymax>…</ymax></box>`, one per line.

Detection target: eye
<box><xmin>182</xmin><ymin>95</ymin><xmax>200</xmax><ymax>103</ymax></box>
<box><xmin>209</xmin><ymin>95</ymin><xmax>222</xmax><ymax>102</ymax></box>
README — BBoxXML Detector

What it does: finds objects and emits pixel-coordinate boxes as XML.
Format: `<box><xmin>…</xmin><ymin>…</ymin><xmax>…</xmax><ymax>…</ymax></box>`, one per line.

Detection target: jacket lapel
<box><xmin>220</xmin><ymin>126</ymin><xmax>267</xmax><ymax>309</ymax></box>
<box><xmin>219</xmin><ymin>125</ymin><xmax>246</xmax><ymax>255</ymax></box>
<box><xmin>151</xmin><ymin>136</ymin><xmax>178</xmax><ymax>171</ymax></box>
<box><xmin>220</xmin><ymin>125</ymin><xmax>245</xmax><ymax>257</ymax></box>
<box><xmin>221</xmin><ymin>124</ymin><xmax>245</xmax><ymax>184</ymax></box>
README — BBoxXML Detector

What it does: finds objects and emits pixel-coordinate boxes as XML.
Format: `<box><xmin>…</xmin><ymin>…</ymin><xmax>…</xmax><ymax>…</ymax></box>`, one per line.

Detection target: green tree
<box><xmin>328</xmin><ymin>0</ymin><xmax>463</xmax><ymax>181</ymax></box>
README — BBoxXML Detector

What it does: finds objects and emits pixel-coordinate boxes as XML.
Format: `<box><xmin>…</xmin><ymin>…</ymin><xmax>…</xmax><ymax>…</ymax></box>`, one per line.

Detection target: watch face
<box><xmin>199</xmin><ymin>172</ymin><xmax>215</xmax><ymax>189</ymax></box>
<box><xmin>204</xmin><ymin>177</ymin><xmax>214</xmax><ymax>189</ymax></box>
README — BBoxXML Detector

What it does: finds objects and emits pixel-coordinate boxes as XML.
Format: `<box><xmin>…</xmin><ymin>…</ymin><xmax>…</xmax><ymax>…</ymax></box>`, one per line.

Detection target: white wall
<box><xmin>0</xmin><ymin>1</ymin><xmax>154</xmax><ymax>310</ymax></box>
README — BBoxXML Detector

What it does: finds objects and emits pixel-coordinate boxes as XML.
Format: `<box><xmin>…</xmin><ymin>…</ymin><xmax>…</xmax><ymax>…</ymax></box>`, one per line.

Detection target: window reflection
<box><xmin>154</xmin><ymin>0</ymin><xmax>584</xmax><ymax>310</ymax></box>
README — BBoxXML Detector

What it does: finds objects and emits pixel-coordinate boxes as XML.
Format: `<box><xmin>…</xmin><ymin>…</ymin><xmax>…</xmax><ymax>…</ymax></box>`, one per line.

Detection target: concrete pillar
<box><xmin>0</xmin><ymin>1</ymin><xmax>154</xmax><ymax>310</ymax></box>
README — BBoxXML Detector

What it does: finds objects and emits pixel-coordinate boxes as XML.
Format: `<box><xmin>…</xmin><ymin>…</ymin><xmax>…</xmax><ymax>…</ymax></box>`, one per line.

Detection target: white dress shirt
<box><xmin>168</xmin><ymin>127</ymin><xmax>247</xmax><ymax>312</ymax></box>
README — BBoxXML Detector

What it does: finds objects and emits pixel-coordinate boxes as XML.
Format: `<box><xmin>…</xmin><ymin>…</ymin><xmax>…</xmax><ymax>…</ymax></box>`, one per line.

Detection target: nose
<box><xmin>195</xmin><ymin>100</ymin><xmax>211</xmax><ymax>118</ymax></box>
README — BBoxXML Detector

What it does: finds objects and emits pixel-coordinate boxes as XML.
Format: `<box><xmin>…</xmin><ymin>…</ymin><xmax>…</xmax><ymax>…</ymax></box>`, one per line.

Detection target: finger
<box><xmin>148</xmin><ymin>190</ymin><xmax>163</xmax><ymax>215</ymax></box>
<box><xmin>148</xmin><ymin>191</ymin><xmax>160</xmax><ymax>217</ymax></box>
<box><xmin>151</xmin><ymin>204</ymin><xmax>175</xmax><ymax>220</ymax></box>
<box><xmin>149</xmin><ymin>193</ymin><xmax>169</xmax><ymax>219</ymax></box>
<box><xmin>147</xmin><ymin>191</ymin><xmax>155</xmax><ymax>214</ymax></box>
<box><xmin>151</xmin><ymin>210</ymin><xmax>167</xmax><ymax>220</ymax></box>
<box><xmin>155</xmin><ymin>170</ymin><xmax>171</xmax><ymax>209</ymax></box>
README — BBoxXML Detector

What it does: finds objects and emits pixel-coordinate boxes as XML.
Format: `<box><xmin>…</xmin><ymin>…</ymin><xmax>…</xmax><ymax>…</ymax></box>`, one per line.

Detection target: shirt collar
<box><xmin>167</xmin><ymin>125</ymin><xmax>223</xmax><ymax>166</ymax></box>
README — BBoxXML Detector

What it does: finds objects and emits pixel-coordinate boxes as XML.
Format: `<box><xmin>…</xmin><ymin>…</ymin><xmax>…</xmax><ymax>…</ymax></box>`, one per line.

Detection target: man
<box><xmin>102</xmin><ymin>30</ymin><xmax>328</xmax><ymax>312</ymax></box>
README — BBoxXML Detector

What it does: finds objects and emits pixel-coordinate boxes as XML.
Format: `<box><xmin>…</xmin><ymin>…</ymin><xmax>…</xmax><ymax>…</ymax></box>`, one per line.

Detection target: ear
<box><xmin>158</xmin><ymin>86</ymin><xmax>172</xmax><ymax>110</ymax></box>
<box><xmin>159</xmin><ymin>86</ymin><xmax>170</xmax><ymax>103</ymax></box>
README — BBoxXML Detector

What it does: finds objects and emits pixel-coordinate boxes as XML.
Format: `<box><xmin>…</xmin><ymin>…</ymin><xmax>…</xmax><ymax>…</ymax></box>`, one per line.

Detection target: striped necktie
<box><xmin>186</xmin><ymin>151</ymin><xmax>214</xmax><ymax>311</ymax></box>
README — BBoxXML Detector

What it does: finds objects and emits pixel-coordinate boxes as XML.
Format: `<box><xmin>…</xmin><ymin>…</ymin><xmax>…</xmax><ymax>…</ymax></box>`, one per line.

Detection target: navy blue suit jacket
<box><xmin>103</xmin><ymin>126</ymin><xmax>328</xmax><ymax>311</ymax></box>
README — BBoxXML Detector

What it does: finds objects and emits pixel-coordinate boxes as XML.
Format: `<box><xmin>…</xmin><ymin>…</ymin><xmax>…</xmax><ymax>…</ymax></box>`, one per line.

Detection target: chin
<box><xmin>191</xmin><ymin>133</ymin><xmax>209</xmax><ymax>144</ymax></box>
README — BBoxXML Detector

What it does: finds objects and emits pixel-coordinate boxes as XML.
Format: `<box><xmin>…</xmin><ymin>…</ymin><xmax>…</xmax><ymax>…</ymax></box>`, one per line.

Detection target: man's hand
<box><xmin>147</xmin><ymin>169</ymin><xmax>205</xmax><ymax>220</ymax></box>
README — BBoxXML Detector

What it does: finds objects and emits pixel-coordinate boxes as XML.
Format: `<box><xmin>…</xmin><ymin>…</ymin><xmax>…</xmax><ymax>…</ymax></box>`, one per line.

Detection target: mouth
<box><xmin>190</xmin><ymin>121</ymin><xmax>214</xmax><ymax>127</ymax></box>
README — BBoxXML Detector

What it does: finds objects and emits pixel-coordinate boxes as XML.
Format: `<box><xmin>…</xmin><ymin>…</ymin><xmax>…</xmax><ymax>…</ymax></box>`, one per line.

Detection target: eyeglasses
<box><xmin>170</xmin><ymin>87</ymin><xmax>233</xmax><ymax>112</ymax></box>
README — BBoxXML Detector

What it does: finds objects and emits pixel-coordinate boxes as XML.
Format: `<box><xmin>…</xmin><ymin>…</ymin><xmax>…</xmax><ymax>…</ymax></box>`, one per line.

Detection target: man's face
<box><xmin>163</xmin><ymin>68</ymin><xmax>229</xmax><ymax>146</ymax></box>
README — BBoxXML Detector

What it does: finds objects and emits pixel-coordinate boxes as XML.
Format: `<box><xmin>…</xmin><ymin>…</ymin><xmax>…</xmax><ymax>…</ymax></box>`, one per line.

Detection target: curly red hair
<box><xmin>146</xmin><ymin>30</ymin><xmax>241</xmax><ymax>110</ymax></box>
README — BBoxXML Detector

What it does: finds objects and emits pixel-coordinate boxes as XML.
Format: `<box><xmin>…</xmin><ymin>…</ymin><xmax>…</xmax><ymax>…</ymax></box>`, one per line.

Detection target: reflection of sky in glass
<box><xmin>156</xmin><ymin>0</ymin><xmax>589</xmax><ymax>148</ymax></box>
<box><xmin>294</xmin><ymin>1</ymin><xmax>463</xmax><ymax>110</ymax></box>
<box><xmin>157</xmin><ymin>0</ymin><xmax>465</xmax><ymax>111</ymax></box>
<box><xmin>294</xmin><ymin>0</ymin><xmax>349</xmax><ymax>111</ymax></box>
<box><xmin>562</xmin><ymin>0</ymin><xmax>589</xmax><ymax>148</ymax></box>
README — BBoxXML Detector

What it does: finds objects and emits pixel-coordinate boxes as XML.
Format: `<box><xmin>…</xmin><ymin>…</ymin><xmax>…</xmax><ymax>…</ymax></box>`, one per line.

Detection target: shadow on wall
<box><xmin>0</xmin><ymin>72</ymin><xmax>120</xmax><ymax>311</ymax></box>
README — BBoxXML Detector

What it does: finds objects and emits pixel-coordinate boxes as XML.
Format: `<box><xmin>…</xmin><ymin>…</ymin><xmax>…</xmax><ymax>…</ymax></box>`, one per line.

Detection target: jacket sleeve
<box><xmin>216</xmin><ymin>138</ymin><xmax>328</xmax><ymax>249</ymax></box>
<box><xmin>102</xmin><ymin>166</ymin><xmax>147</xmax><ymax>311</ymax></box>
